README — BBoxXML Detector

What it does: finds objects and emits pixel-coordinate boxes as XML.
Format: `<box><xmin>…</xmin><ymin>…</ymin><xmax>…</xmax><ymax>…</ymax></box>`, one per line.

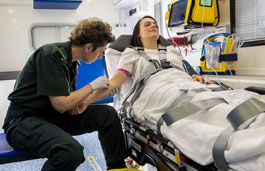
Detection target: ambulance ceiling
<box><xmin>33</xmin><ymin>0</ymin><xmax>82</xmax><ymax>10</ymax></box>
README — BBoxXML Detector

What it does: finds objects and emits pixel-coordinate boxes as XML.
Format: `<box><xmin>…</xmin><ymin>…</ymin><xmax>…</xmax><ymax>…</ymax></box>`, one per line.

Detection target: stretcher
<box><xmin>105</xmin><ymin>35</ymin><xmax>265</xmax><ymax>171</ymax></box>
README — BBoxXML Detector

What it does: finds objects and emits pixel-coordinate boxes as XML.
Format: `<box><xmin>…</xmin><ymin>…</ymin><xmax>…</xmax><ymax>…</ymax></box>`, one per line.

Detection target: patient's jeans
<box><xmin>5</xmin><ymin>104</ymin><xmax>127</xmax><ymax>171</ymax></box>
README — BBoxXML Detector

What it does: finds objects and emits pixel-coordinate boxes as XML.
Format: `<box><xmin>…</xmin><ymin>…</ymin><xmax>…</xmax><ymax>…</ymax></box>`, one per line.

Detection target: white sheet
<box><xmin>133</xmin><ymin>69</ymin><xmax>265</xmax><ymax>171</ymax></box>
<box><xmin>105</xmin><ymin>47</ymin><xmax>265</xmax><ymax>171</ymax></box>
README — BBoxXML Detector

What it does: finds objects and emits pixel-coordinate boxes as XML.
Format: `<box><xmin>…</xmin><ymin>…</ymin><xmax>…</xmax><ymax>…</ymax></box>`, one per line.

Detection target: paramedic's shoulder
<box><xmin>32</xmin><ymin>42</ymin><xmax>69</xmax><ymax>65</ymax></box>
<box><xmin>118</xmin><ymin>47</ymin><xmax>139</xmax><ymax>73</ymax></box>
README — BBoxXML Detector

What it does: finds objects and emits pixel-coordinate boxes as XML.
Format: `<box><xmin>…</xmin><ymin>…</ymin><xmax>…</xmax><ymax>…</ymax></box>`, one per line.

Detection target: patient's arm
<box><xmin>69</xmin><ymin>71</ymin><xmax>128</xmax><ymax>115</ymax></box>
<box><xmin>83</xmin><ymin>71</ymin><xmax>128</xmax><ymax>106</ymax></box>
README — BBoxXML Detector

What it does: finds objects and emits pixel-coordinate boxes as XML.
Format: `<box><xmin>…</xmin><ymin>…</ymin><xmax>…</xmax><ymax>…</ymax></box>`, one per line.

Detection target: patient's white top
<box><xmin>118</xmin><ymin>45</ymin><xmax>185</xmax><ymax>82</ymax></box>
<box><xmin>117</xmin><ymin>45</ymin><xmax>196</xmax><ymax>124</ymax></box>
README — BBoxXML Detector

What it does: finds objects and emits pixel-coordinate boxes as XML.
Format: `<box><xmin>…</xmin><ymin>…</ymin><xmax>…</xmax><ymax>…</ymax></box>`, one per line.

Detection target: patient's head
<box><xmin>131</xmin><ymin>16</ymin><xmax>160</xmax><ymax>48</ymax></box>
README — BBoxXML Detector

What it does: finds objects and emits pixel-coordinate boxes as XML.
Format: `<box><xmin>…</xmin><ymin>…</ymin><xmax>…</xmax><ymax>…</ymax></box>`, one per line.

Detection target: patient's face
<box><xmin>139</xmin><ymin>18</ymin><xmax>159</xmax><ymax>42</ymax></box>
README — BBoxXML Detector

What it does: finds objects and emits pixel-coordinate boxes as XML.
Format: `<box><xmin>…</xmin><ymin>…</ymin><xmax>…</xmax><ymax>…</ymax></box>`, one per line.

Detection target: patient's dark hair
<box><xmin>131</xmin><ymin>15</ymin><xmax>161</xmax><ymax>47</ymax></box>
<box><xmin>69</xmin><ymin>18</ymin><xmax>115</xmax><ymax>51</ymax></box>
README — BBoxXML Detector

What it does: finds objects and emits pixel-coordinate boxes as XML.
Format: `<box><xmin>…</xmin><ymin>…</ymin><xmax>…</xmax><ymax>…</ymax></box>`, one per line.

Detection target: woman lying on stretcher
<box><xmin>89</xmin><ymin>16</ymin><xmax>265</xmax><ymax>171</ymax></box>
<box><xmin>89</xmin><ymin>15</ymin><xmax>205</xmax><ymax>102</ymax></box>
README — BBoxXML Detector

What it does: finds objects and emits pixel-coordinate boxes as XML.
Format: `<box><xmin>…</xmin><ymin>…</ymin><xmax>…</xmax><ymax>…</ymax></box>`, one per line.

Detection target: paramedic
<box><xmin>2</xmin><ymin>18</ymin><xmax>127</xmax><ymax>170</ymax></box>
<box><xmin>93</xmin><ymin>15</ymin><xmax>205</xmax><ymax>99</ymax></box>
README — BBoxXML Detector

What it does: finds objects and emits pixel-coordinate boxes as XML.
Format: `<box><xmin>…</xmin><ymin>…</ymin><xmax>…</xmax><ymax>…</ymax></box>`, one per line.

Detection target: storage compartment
<box><xmin>33</xmin><ymin>0</ymin><xmax>82</xmax><ymax>10</ymax></box>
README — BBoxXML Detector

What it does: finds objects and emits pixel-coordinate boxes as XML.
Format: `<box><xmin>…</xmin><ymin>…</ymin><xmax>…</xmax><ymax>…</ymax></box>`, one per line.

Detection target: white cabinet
<box><xmin>112</xmin><ymin>0</ymin><xmax>155</xmax><ymax>35</ymax></box>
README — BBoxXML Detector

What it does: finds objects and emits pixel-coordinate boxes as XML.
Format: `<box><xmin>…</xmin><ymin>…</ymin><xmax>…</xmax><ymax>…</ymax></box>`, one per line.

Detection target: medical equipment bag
<box><xmin>167</xmin><ymin>0</ymin><xmax>219</xmax><ymax>28</ymax></box>
<box><xmin>198</xmin><ymin>33</ymin><xmax>238</xmax><ymax>75</ymax></box>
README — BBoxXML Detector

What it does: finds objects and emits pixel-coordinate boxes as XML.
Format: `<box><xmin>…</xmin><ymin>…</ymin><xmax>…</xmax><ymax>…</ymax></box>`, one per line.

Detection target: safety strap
<box><xmin>157</xmin><ymin>88</ymin><xmax>226</xmax><ymax>135</ymax></box>
<box><xmin>132</xmin><ymin>45</ymin><xmax>184</xmax><ymax>71</ymax></box>
<box><xmin>227</xmin><ymin>98</ymin><xmax>265</xmax><ymax>129</ymax></box>
<box><xmin>130</xmin><ymin>70</ymin><xmax>158</xmax><ymax>105</ymax></box>
<box><xmin>163</xmin><ymin>98</ymin><xmax>227</xmax><ymax>126</ymax></box>
<box><xmin>120</xmin><ymin>65</ymin><xmax>158</xmax><ymax>118</ymax></box>
<box><xmin>157</xmin><ymin>90</ymin><xmax>193</xmax><ymax>135</ymax></box>
<box><xmin>138</xmin><ymin>48</ymin><xmax>162</xmax><ymax>70</ymax></box>
<box><xmin>120</xmin><ymin>45</ymin><xmax>181</xmax><ymax>117</ymax></box>
<box><xmin>212</xmin><ymin>98</ymin><xmax>265</xmax><ymax>171</ymax></box>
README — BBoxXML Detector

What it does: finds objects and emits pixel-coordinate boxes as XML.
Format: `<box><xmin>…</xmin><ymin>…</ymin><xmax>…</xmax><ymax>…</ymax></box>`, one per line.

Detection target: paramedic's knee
<box><xmin>67</xmin><ymin>142</ymin><xmax>85</xmax><ymax>165</ymax></box>
<box><xmin>100</xmin><ymin>105</ymin><xmax>120</xmax><ymax>127</ymax></box>
<box><xmin>48</xmin><ymin>141</ymin><xmax>85</xmax><ymax>169</ymax></box>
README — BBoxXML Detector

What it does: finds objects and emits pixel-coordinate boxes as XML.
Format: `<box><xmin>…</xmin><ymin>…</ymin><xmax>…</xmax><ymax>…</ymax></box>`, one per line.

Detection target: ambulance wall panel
<box><xmin>0</xmin><ymin>0</ymin><xmax>119</xmax><ymax>72</ymax></box>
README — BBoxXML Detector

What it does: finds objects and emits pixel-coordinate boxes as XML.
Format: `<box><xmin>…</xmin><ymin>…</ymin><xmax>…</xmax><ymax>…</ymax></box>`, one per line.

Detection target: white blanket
<box><xmin>131</xmin><ymin>69</ymin><xmax>265</xmax><ymax>171</ymax></box>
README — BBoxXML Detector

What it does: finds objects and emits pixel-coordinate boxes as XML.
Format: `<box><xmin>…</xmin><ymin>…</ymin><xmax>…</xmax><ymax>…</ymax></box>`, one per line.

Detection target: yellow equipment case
<box><xmin>167</xmin><ymin>0</ymin><xmax>219</xmax><ymax>28</ymax></box>
<box><xmin>198</xmin><ymin>33</ymin><xmax>238</xmax><ymax>75</ymax></box>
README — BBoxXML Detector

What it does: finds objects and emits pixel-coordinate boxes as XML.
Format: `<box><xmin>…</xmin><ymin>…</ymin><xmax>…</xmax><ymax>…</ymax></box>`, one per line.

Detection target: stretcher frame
<box><xmin>120</xmin><ymin>107</ymin><xmax>217</xmax><ymax>171</ymax></box>
<box><xmin>120</xmin><ymin>87</ymin><xmax>265</xmax><ymax>171</ymax></box>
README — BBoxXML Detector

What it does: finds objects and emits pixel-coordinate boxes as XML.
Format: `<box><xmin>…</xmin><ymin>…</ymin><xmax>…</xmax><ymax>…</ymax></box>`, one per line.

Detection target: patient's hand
<box><xmin>192</xmin><ymin>74</ymin><xmax>214</xmax><ymax>84</ymax></box>
<box><xmin>191</xmin><ymin>74</ymin><xmax>205</xmax><ymax>84</ymax></box>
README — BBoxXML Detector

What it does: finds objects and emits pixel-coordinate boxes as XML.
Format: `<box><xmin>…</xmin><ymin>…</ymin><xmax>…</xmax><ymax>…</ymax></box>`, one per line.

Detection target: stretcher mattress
<box><xmin>105</xmin><ymin>48</ymin><xmax>265</xmax><ymax>171</ymax></box>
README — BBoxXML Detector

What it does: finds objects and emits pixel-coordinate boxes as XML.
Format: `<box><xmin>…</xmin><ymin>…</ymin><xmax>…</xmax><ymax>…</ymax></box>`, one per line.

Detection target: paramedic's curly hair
<box><xmin>69</xmin><ymin>18</ymin><xmax>115</xmax><ymax>51</ymax></box>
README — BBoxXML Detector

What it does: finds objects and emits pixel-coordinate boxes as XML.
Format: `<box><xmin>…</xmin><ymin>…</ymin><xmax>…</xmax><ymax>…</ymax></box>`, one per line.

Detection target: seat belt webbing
<box><xmin>157</xmin><ymin>87</ymin><xmax>223</xmax><ymax>134</ymax></box>
<box><xmin>138</xmin><ymin>48</ymin><xmax>162</xmax><ymax>71</ymax></box>
<box><xmin>227</xmin><ymin>98</ymin><xmax>265</xmax><ymax>129</ymax></box>
<box><xmin>162</xmin><ymin>98</ymin><xmax>227</xmax><ymax>127</ymax></box>
<box><xmin>120</xmin><ymin>65</ymin><xmax>158</xmax><ymax>117</ymax></box>
<box><xmin>212</xmin><ymin>98</ymin><xmax>265</xmax><ymax>171</ymax></box>
<box><xmin>135</xmin><ymin>46</ymin><xmax>184</xmax><ymax>71</ymax></box>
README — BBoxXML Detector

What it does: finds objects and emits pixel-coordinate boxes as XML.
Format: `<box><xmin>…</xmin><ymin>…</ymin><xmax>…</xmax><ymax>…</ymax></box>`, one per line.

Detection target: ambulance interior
<box><xmin>1</xmin><ymin>0</ymin><xmax>265</xmax><ymax>170</ymax></box>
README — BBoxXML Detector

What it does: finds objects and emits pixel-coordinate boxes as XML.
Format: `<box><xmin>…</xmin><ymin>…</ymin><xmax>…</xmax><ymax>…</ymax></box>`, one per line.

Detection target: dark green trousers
<box><xmin>5</xmin><ymin>105</ymin><xmax>127</xmax><ymax>171</ymax></box>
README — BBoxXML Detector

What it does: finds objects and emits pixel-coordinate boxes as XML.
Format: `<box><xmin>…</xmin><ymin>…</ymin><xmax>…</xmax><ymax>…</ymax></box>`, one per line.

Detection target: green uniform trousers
<box><xmin>5</xmin><ymin>104</ymin><xmax>127</xmax><ymax>171</ymax></box>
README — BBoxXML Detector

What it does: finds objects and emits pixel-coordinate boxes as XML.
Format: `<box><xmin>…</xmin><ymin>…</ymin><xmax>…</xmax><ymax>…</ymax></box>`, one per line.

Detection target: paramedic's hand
<box><xmin>191</xmin><ymin>74</ymin><xmax>205</xmax><ymax>84</ymax></box>
<box><xmin>69</xmin><ymin>103</ymin><xmax>88</xmax><ymax>115</ymax></box>
<box><xmin>89</xmin><ymin>76</ymin><xmax>109</xmax><ymax>92</ymax></box>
